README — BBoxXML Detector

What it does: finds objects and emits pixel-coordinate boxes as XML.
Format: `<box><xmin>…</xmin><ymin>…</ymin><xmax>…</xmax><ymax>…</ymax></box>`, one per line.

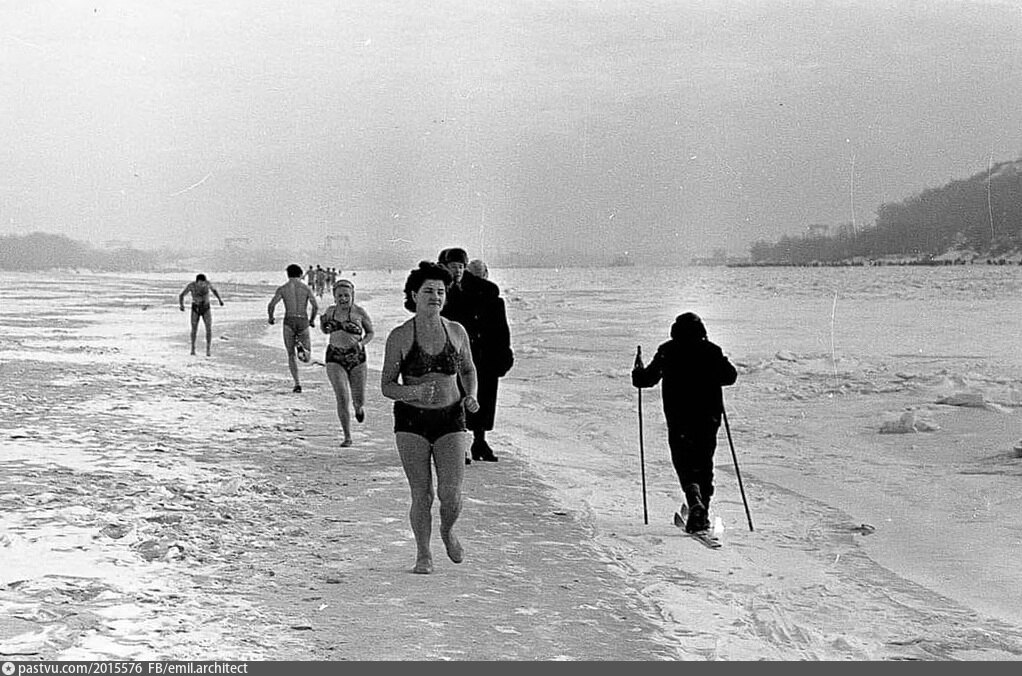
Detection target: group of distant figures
<box><xmin>179</xmin><ymin>249</ymin><xmax>738</xmax><ymax>574</ymax></box>
<box><xmin>304</xmin><ymin>264</ymin><xmax>340</xmax><ymax>297</ymax></box>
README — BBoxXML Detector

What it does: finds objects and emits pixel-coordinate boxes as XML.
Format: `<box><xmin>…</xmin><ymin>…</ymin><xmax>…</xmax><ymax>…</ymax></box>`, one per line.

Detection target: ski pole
<box><xmin>721</xmin><ymin>404</ymin><xmax>753</xmax><ymax>532</ymax></box>
<box><xmin>634</xmin><ymin>346</ymin><xmax>649</xmax><ymax>525</ymax></box>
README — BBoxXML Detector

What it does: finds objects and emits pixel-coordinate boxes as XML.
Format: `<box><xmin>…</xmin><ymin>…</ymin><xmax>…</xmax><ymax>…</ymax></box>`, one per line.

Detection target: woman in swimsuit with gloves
<box><xmin>321</xmin><ymin>279</ymin><xmax>375</xmax><ymax>447</ymax></box>
<box><xmin>381</xmin><ymin>262</ymin><xmax>480</xmax><ymax>574</ymax></box>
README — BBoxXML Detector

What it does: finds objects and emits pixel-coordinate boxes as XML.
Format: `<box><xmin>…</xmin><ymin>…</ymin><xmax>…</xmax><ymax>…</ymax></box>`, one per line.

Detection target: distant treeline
<box><xmin>0</xmin><ymin>233</ymin><xmax>309</xmax><ymax>272</ymax></box>
<box><xmin>748</xmin><ymin>157</ymin><xmax>1022</xmax><ymax>265</ymax></box>
<box><xmin>0</xmin><ymin>233</ymin><xmax>161</xmax><ymax>271</ymax></box>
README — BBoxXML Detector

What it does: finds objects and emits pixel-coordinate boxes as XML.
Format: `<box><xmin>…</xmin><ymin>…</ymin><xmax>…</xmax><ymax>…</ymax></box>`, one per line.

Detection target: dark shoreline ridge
<box><xmin>724</xmin><ymin>256</ymin><xmax>1022</xmax><ymax>268</ymax></box>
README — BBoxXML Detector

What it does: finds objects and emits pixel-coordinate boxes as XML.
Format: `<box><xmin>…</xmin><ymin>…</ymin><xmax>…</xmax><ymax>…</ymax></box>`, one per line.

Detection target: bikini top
<box><xmin>328</xmin><ymin>306</ymin><xmax>363</xmax><ymax>337</ymax></box>
<box><xmin>400</xmin><ymin>318</ymin><xmax>461</xmax><ymax>379</ymax></box>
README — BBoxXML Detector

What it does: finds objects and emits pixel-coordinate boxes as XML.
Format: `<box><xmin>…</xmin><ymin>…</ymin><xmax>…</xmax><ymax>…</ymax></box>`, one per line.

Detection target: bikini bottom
<box><xmin>325</xmin><ymin>344</ymin><xmax>366</xmax><ymax>373</ymax></box>
<box><xmin>393</xmin><ymin>400</ymin><xmax>466</xmax><ymax>444</ymax></box>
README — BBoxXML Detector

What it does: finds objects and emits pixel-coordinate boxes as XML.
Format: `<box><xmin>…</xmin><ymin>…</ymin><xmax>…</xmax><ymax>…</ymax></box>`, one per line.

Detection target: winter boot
<box><xmin>686</xmin><ymin>505</ymin><xmax>709</xmax><ymax>533</ymax></box>
<box><xmin>682</xmin><ymin>483</ymin><xmax>709</xmax><ymax>533</ymax></box>
<box><xmin>682</xmin><ymin>483</ymin><xmax>703</xmax><ymax>510</ymax></box>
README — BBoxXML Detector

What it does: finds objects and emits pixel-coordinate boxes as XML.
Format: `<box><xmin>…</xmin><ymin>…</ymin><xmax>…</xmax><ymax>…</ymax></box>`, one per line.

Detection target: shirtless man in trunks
<box><xmin>179</xmin><ymin>273</ymin><xmax>224</xmax><ymax>356</ymax></box>
<box><xmin>268</xmin><ymin>264</ymin><xmax>319</xmax><ymax>393</ymax></box>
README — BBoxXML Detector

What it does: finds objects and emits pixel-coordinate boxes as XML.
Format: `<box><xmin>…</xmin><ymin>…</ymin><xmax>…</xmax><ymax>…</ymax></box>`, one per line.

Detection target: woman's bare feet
<box><xmin>441</xmin><ymin>530</ymin><xmax>464</xmax><ymax>563</ymax></box>
<box><xmin>412</xmin><ymin>554</ymin><xmax>434</xmax><ymax>574</ymax></box>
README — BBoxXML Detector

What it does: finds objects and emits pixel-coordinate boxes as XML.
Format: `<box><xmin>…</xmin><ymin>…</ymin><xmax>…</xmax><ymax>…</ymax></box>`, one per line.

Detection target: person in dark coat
<box><xmin>438</xmin><ymin>247</ymin><xmax>514</xmax><ymax>464</ymax></box>
<box><xmin>632</xmin><ymin>312</ymin><xmax>738</xmax><ymax>533</ymax></box>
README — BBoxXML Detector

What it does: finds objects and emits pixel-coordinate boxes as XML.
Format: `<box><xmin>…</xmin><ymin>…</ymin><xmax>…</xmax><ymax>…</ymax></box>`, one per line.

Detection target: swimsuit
<box><xmin>326</xmin><ymin>343</ymin><xmax>366</xmax><ymax>372</ymax></box>
<box><xmin>323</xmin><ymin>307</ymin><xmax>365</xmax><ymax>372</ymax></box>
<box><xmin>337</xmin><ymin>312</ymin><xmax>362</xmax><ymax>337</ymax></box>
<box><xmin>324</xmin><ymin>307</ymin><xmax>363</xmax><ymax>337</ymax></box>
<box><xmin>393</xmin><ymin>400</ymin><xmax>466</xmax><ymax>443</ymax></box>
<box><xmin>191</xmin><ymin>301</ymin><xmax>211</xmax><ymax>316</ymax></box>
<box><xmin>399</xmin><ymin>319</ymin><xmax>461</xmax><ymax>379</ymax></box>
<box><xmin>283</xmin><ymin>316</ymin><xmax>310</xmax><ymax>335</ymax></box>
<box><xmin>392</xmin><ymin>319</ymin><xmax>465</xmax><ymax>442</ymax></box>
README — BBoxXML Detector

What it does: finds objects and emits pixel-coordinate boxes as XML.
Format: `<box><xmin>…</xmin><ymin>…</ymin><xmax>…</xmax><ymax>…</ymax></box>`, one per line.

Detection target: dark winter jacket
<box><xmin>442</xmin><ymin>272</ymin><xmax>514</xmax><ymax>377</ymax></box>
<box><xmin>631</xmin><ymin>337</ymin><xmax>737</xmax><ymax>431</ymax></box>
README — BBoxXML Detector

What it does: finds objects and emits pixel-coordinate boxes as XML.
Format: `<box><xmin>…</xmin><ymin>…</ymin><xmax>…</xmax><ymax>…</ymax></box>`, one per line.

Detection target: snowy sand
<box><xmin>492</xmin><ymin>265</ymin><xmax>1022</xmax><ymax>659</ymax></box>
<box><xmin>1</xmin><ymin>266</ymin><xmax>1021</xmax><ymax>660</ymax></box>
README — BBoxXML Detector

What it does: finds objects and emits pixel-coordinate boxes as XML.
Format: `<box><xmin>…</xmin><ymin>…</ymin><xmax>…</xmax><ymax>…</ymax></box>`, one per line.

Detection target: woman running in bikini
<box><xmin>320</xmin><ymin>279</ymin><xmax>375</xmax><ymax>447</ymax></box>
<box><xmin>381</xmin><ymin>262</ymin><xmax>479</xmax><ymax>574</ymax></box>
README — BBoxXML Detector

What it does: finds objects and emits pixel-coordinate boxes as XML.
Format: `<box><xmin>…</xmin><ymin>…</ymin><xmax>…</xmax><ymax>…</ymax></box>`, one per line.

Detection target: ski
<box><xmin>673</xmin><ymin>511</ymin><xmax>722</xmax><ymax>549</ymax></box>
<box><xmin>689</xmin><ymin>530</ymin><xmax>723</xmax><ymax>549</ymax></box>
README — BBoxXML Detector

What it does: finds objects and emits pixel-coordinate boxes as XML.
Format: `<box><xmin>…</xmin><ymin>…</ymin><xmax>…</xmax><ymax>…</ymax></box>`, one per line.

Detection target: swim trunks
<box><xmin>393</xmin><ymin>400</ymin><xmax>467</xmax><ymax>444</ymax></box>
<box><xmin>191</xmin><ymin>302</ymin><xmax>211</xmax><ymax>316</ymax></box>
<box><xmin>283</xmin><ymin>316</ymin><xmax>311</xmax><ymax>363</ymax></box>
<box><xmin>283</xmin><ymin>316</ymin><xmax>310</xmax><ymax>333</ymax></box>
<box><xmin>325</xmin><ymin>343</ymin><xmax>366</xmax><ymax>373</ymax></box>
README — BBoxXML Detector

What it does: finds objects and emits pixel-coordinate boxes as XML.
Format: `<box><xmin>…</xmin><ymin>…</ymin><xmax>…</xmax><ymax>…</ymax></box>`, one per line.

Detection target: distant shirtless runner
<box><xmin>179</xmin><ymin>273</ymin><xmax>224</xmax><ymax>356</ymax></box>
<box><xmin>267</xmin><ymin>264</ymin><xmax>319</xmax><ymax>393</ymax></box>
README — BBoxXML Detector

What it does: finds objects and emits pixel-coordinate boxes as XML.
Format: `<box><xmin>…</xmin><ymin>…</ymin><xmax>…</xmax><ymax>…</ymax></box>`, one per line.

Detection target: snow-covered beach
<box><xmin>497</xmin><ymin>265</ymin><xmax>1022</xmax><ymax>658</ymax></box>
<box><xmin>1</xmin><ymin>265</ymin><xmax>1021</xmax><ymax>660</ymax></box>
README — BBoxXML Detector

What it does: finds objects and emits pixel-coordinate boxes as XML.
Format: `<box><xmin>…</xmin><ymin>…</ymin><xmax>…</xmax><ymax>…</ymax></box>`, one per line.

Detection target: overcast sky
<box><xmin>3</xmin><ymin>0</ymin><xmax>1020</xmax><ymax>259</ymax></box>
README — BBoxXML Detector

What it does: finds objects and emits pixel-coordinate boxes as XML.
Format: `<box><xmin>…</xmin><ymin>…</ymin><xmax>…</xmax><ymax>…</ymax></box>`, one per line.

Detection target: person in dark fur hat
<box><xmin>438</xmin><ymin>247</ymin><xmax>514</xmax><ymax>464</ymax></box>
<box><xmin>632</xmin><ymin>312</ymin><xmax>738</xmax><ymax>533</ymax></box>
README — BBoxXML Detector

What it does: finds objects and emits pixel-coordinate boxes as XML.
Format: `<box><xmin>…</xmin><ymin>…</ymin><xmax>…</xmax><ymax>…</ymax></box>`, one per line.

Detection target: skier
<box><xmin>632</xmin><ymin>312</ymin><xmax>738</xmax><ymax>533</ymax></box>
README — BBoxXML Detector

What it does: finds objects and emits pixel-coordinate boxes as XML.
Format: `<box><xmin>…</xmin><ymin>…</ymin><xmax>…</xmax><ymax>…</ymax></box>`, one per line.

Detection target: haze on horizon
<box><xmin>2</xmin><ymin>0</ymin><xmax>1020</xmax><ymax>263</ymax></box>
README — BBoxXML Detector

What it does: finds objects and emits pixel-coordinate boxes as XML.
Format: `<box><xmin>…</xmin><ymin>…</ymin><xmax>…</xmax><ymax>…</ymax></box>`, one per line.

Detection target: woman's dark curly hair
<box><xmin>403</xmin><ymin>261</ymin><xmax>453</xmax><ymax>312</ymax></box>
